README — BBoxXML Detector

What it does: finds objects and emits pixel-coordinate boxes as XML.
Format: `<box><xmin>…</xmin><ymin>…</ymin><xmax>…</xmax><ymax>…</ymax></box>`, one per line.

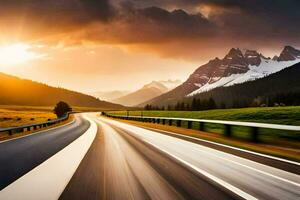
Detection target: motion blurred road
<box><xmin>0</xmin><ymin>113</ymin><xmax>299</xmax><ymax>200</ymax></box>
<box><xmin>0</xmin><ymin>115</ymin><xmax>90</xmax><ymax>190</ymax></box>
<box><xmin>61</xmin><ymin>114</ymin><xmax>300</xmax><ymax>200</ymax></box>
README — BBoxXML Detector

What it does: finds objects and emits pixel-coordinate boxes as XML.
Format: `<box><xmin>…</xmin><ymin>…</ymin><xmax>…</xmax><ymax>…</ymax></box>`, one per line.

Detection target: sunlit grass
<box><xmin>109</xmin><ymin>106</ymin><xmax>300</xmax><ymax>125</ymax></box>
<box><xmin>0</xmin><ymin>108</ymin><xmax>56</xmax><ymax>128</ymax></box>
<box><xmin>108</xmin><ymin>106</ymin><xmax>300</xmax><ymax>145</ymax></box>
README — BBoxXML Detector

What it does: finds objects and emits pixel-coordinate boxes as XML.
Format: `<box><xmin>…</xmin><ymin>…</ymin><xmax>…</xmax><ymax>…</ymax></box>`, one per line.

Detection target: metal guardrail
<box><xmin>0</xmin><ymin>113</ymin><xmax>71</xmax><ymax>135</ymax></box>
<box><xmin>102</xmin><ymin>112</ymin><xmax>300</xmax><ymax>142</ymax></box>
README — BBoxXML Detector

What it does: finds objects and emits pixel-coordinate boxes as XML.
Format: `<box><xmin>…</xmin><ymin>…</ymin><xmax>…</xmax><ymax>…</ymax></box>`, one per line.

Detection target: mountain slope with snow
<box><xmin>189</xmin><ymin>58</ymin><xmax>300</xmax><ymax>96</ymax></box>
<box><xmin>189</xmin><ymin>61</ymin><xmax>300</xmax><ymax>108</ymax></box>
<box><xmin>140</xmin><ymin>46</ymin><xmax>300</xmax><ymax>107</ymax></box>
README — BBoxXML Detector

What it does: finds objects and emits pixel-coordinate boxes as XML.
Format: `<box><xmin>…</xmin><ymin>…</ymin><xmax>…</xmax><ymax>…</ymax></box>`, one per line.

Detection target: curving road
<box><xmin>0</xmin><ymin>114</ymin><xmax>90</xmax><ymax>190</ymax></box>
<box><xmin>0</xmin><ymin>113</ymin><xmax>299</xmax><ymax>200</ymax></box>
<box><xmin>61</xmin><ymin>114</ymin><xmax>300</xmax><ymax>200</ymax></box>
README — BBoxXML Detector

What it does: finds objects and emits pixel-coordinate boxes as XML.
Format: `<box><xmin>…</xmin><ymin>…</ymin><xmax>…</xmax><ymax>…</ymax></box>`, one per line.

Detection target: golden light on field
<box><xmin>0</xmin><ymin>43</ymin><xmax>41</xmax><ymax>66</ymax></box>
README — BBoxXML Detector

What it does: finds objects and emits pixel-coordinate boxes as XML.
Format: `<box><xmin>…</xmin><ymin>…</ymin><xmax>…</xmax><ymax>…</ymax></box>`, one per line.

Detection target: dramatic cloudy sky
<box><xmin>0</xmin><ymin>0</ymin><xmax>299</xmax><ymax>93</ymax></box>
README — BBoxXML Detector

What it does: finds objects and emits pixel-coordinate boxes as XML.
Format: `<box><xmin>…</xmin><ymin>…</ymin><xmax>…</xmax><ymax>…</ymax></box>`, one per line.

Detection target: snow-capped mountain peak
<box><xmin>158</xmin><ymin>79</ymin><xmax>182</xmax><ymax>90</ymax></box>
<box><xmin>244</xmin><ymin>50</ymin><xmax>262</xmax><ymax>66</ymax></box>
<box><xmin>278</xmin><ymin>46</ymin><xmax>300</xmax><ymax>61</ymax></box>
<box><xmin>143</xmin><ymin>81</ymin><xmax>168</xmax><ymax>92</ymax></box>
<box><xmin>185</xmin><ymin>46</ymin><xmax>300</xmax><ymax>96</ymax></box>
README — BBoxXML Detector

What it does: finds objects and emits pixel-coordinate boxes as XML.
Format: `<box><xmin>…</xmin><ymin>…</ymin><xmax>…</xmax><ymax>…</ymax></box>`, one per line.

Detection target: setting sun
<box><xmin>0</xmin><ymin>43</ymin><xmax>41</xmax><ymax>66</ymax></box>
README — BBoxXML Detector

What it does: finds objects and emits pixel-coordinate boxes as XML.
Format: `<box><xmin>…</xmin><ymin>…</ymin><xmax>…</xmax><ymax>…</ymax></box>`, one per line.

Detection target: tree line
<box><xmin>144</xmin><ymin>90</ymin><xmax>300</xmax><ymax>111</ymax></box>
<box><xmin>144</xmin><ymin>97</ymin><xmax>217</xmax><ymax>111</ymax></box>
<box><xmin>144</xmin><ymin>62</ymin><xmax>300</xmax><ymax>111</ymax></box>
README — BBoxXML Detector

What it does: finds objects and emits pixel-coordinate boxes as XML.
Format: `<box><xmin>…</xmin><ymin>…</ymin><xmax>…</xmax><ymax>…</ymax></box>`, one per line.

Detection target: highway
<box><xmin>0</xmin><ymin>114</ymin><xmax>90</xmax><ymax>190</ymax></box>
<box><xmin>0</xmin><ymin>113</ymin><xmax>300</xmax><ymax>200</ymax></box>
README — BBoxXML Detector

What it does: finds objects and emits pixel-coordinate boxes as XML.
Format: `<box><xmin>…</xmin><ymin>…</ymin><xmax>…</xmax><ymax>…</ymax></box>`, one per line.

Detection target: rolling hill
<box><xmin>0</xmin><ymin>72</ymin><xmax>124</xmax><ymax>109</ymax></box>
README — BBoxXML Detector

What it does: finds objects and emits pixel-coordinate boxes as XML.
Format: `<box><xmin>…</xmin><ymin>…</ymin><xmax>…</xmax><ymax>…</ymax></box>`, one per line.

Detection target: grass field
<box><xmin>0</xmin><ymin>104</ymin><xmax>109</xmax><ymax>128</ymax></box>
<box><xmin>109</xmin><ymin>106</ymin><xmax>300</xmax><ymax>125</ymax></box>
<box><xmin>108</xmin><ymin>106</ymin><xmax>300</xmax><ymax>144</ymax></box>
<box><xmin>0</xmin><ymin>108</ymin><xmax>56</xmax><ymax>128</ymax></box>
<box><xmin>0</xmin><ymin>105</ymin><xmax>110</xmax><ymax>113</ymax></box>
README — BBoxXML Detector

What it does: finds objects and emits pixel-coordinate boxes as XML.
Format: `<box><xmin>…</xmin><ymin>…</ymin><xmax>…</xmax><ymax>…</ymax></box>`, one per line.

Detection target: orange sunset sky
<box><xmin>0</xmin><ymin>0</ymin><xmax>299</xmax><ymax>93</ymax></box>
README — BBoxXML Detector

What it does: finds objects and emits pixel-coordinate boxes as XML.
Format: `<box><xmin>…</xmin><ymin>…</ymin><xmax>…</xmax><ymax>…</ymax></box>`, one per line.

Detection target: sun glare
<box><xmin>0</xmin><ymin>43</ymin><xmax>41</xmax><ymax>66</ymax></box>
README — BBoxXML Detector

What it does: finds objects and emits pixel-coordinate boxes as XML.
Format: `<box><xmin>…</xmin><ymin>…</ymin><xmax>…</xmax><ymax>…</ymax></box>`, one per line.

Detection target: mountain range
<box><xmin>186</xmin><ymin>61</ymin><xmax>300</xmax><ymax>108</ymax></box>
<box><xmin>141</xmin><ymin>46</ymin><xmax>300</xmax><ymax>106</ymax></box>
<box><xmin>91</xmin><ymin>90</ymin><xmax>130</xmax><ymax>102</ymax></box>
<box><xmin>112</xmin><ymin>80</ymin><xmax>182</xmax><ymax>107</ymax></box>
<box><xmin>0</xmin><ymin>72</ymin><xmax>124</xmax><ymax>109</ymax></box>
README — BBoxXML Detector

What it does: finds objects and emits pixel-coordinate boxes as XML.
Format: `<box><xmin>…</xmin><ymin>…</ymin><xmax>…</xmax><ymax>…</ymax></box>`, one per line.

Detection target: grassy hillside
<box><xmin>0</xmin><ymin>72</ymin><xmax>124</xmax><ymax>109</ymax></box>
<box><xmin>109</xmin><ymin>106</ymin><xmax>300</xmax><ymax>125</ymax></box>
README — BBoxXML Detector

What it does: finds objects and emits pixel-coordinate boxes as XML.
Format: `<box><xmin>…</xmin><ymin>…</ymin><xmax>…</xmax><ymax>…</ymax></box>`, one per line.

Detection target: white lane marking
<box><xmin>105</xmin><ymin>118</ymin><xmax>300</xmax><ymax>185</ymax></box>
<box><xmin>137</xmin><ymin>125</ymin><xmax>300</xmax><ymax>166</ymax></box>
<box><xmin>148</xmin><ymin>142</ymin><xmax>258</xmax><ymax>200</ymax></box>
<box><xmin>0</xmin><ymin>115</ymin><xmax>97</xmax><ymax>200</ymax></box>
<box><xmin>98</xmin><ymin>117</ymin><xmax>258</xmax><ymax>200</ymax></box>
<box><xmin>191</xmin><ymin>145</ymin><xmax>300</xmax><ymax>187</ymax></box>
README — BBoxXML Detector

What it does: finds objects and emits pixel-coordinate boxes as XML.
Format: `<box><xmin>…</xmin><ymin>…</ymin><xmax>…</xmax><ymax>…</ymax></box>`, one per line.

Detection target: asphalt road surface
<box><xmin>0</xmin><ymin>114</ymin><xmax>90</xmax><ymax>190</ymax></box>
<box><xmin>61</xmin><ymin>114</ymin><xmax>300</xmax><ymax>200</ymax></box>
<box><xmin>0</xmin><ymin>113</ymin><xmax>299</xmax><ymax>200</ymax></box>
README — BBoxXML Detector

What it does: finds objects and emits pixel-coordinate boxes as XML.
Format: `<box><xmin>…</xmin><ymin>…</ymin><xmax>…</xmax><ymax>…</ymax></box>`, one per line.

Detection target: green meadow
<box><xmin>108</xmin><ymin>106</ymin><xmax>300</xmax><ymax>144</ymax></box>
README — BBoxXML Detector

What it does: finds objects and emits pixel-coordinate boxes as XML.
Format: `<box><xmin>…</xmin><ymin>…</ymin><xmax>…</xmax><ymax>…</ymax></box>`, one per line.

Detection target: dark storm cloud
<box><xmin>115</xmin><ymin>6</ymin><xmax>216</xmax><ymax>43</ymax></box>
<box><xmin>0</xmin><ymin>0</ymin><xmax>115</xmax><ymax>26</ymax></box>
<box><xmin>0</xmin><ymin>0</ymin><xmax>216</xmax><ymax>44</ymax></box>
<box><xmin>0</xmin><ymin>0</ymin><xmax>299</xmax><ymax>59</ymax></box>
<box><xmin>128</xmin><ymin>0</ymin><xmax>300</xmax><ymax>48</ymax></box>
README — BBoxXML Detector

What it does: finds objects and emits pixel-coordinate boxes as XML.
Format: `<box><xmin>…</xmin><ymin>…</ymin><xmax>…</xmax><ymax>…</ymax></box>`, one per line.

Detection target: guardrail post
<box><xmin>169</xmin><ymin>119</ymin><xmax>172</xmax><ymax>126</ymax></box>
<box><xmin>224</xmin><ymin>125</ymin><xmax>231</xmax><ymax>137</ymax></box>
<box><xmin>188</xmin><ymin>121</ymin><xmax>192</xmax><ymax>129</ymax></box>
<box><xmin>8</xmin><ymin>130</ymin><xmax>12</xmax><ymax>135</ymax></box>
<box><xmin>162</xmin><ymin>119</ymin><xmax>166</xmax><ymax>125</ymax></box>
<box><xmin>152</xmin><ymin>119</ymin><xmax>156</xmax><ymax>123</ymax></box>
<box><xmin>27</xmin><ymin>127</ymin><xmax>31</xmax><ymax>131</ymax></box>
<box><xmin>33</xmin><ymin>125</ymin><xmax>37</xmax><ymax>130</ymax></box>
<box><xmin>177</xmin><ymin>120</ymin><xmax>181</xmax><ymax>127</ymax></box>
<box><xmin>199</xmin><ymin>122</ymin><xmax>204</xmax><ymax>131</ymax></box>
<box><xmin>251</xmin><ymin>127</ymin><xmax>259</xmax><ymax>142</ymax></box>
<box><xmin>157</xmin><ymin>119</ymin><xmax>160</xmax><ymax>124</ymax></box>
